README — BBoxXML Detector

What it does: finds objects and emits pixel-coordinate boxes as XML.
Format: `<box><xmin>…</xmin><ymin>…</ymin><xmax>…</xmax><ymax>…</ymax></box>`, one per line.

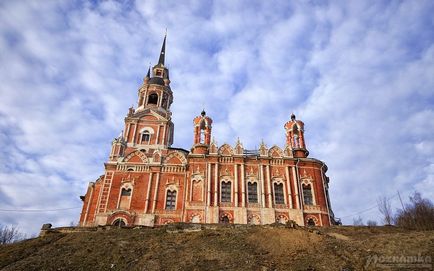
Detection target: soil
<box><xmin>0</xmin><ymin>224</ymin><xmax>433</xmax><ymax>271</ymax></box>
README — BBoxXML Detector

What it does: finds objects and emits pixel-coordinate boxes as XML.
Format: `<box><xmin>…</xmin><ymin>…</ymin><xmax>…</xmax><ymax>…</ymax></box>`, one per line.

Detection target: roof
<box><xmin>148</xmin><ymin>77</ymin><xmax>165</xmax><ymax>86</ymax></box>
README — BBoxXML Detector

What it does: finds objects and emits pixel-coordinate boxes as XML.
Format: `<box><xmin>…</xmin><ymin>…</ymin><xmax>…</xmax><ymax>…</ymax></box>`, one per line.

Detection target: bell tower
<box><xmin>284</xmin><ymin>113</ymin><xmax>308</xmax><ymax>158</ymax></box>
<box><xmin>110</xmin><ymin>34</ymin><xmax>174</xmax><ymax>160</ymax></box>
<box><xmin>191</xmin><ymin>110</ymin><xmax>213</xmax><ymax>154</ymax></box>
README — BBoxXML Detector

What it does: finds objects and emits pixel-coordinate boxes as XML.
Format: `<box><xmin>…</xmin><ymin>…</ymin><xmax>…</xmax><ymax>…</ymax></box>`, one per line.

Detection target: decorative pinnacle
<box><xmin>145</xmin><ymin>65</ymin><xmax>151</xmax><ymax>78</ymax></box>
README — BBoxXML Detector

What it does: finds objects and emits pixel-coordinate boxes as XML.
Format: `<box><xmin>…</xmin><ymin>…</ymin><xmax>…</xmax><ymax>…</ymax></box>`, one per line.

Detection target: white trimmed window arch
<box><xmin>165</xmin><ymin>185</ymin><xmax>178</xmax><ymax>210</ymax></box>
<box><xmin>117</xmin><ymin>183</ymin><xmax>134</xmax><ymax>209</ymax></box>
<box><xmin>247</xmin><ymin>179</ymin><xmax>259</xmax><ymax>203</ymax></box>
<box><xmin>301</xmin><ymin>178</ymin><xmax>316</xmax><ymax>205</ymax></box>
<box><xmin>272</xmin><ymin>178</ymin><xmax>286</xmax><ymax>205</ymax></box>
<box><xmin>220</xmin><ymin>179</ymin><xmax>232</xmax><ymax>203</ymax></box>
<box><xmin>140</xmin><ymin>127</ymin><xmax>155</xmax><ymax>144</ymax></box>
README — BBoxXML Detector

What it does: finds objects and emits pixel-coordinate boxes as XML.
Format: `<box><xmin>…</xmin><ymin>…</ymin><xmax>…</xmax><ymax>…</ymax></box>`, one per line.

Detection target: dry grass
<box><xmin>0</xmin><ymin>225</ymin><xmax>432</xmax><ymax>271</ymax></box>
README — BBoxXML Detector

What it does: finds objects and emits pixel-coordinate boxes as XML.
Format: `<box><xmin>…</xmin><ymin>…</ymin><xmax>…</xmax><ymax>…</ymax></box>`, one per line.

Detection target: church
<box><xmin>79</xmin><ymin>36</ymin><xmax>335</xmax><ymax>227</ymax></box>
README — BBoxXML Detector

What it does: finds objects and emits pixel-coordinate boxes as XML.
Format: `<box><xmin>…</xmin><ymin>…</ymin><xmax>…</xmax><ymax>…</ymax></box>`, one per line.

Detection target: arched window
<box><xmin>221</xmin><ymin>181</ymin><xmax>231</xmax><ymax>202</ymax></box>
<box><xmin>147</xmin><ymin>93</ymin><xmax>158</xmax><ymax>105</ymax></box>
<box><xmin>119</xmin><ymin>188</ymin><xmax>131</xmax><ymax>209</ymax></box>
<box><xmin>199</xmin><ymin>120</ymin><xmax>206</xmax><ymax>144</ymax></box>
<box><xmin>292</xmin><ymin>125</ymin><xmax>300</xmax><ymax>148</ymax></box>
<box><xmin>247</xmin><ymin>182</ymin><xmax>258</xmax><ymax>203</ymax></box>
<box><xmin>113</xmin><ymin>218</ymin><xmax>126</xmax><ymax>227</ymax></box>
<box><xmin>165</xmin><ymin>190</ymin><xmax>177</xmax><ymax>210</ymax></box>
<box><xmin>141</xmin><ymin>130</ymin><xmax>151</xmax><ymax>143</ymax></box>
<box><xmin>200</xmin><ymin>129</ymin><xmax>205</xmax><ymax>144</ymax></box>
<box><xmin>303</xmin><ymin>184</ymin><xmax>313</xmax><ymax>205</ymax></box>
<box><xmin>293</xmin><ymin>134</ymin><xmax>300</xmax><ymax>148</ymax></box>
<box><xmin>273</xmin><ymin>183</ymin><xmax>285</xmax><ymax>204</ymax></box>
<box><xmin>307</xmin><ymin>218</ymin><xmax>316</xmax><ymax>226</ymax></box>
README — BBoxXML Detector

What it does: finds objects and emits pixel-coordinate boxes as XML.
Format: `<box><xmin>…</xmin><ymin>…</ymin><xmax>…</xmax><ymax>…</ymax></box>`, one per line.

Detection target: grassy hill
<box><xmin>0</xmin><ymin>224</ymin><xmax>433</xmax><ymax>271</ymax></box>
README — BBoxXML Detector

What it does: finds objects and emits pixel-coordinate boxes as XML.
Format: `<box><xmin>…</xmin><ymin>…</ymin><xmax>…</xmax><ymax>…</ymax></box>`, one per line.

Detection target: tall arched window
<box><xmin>303</xmin><ymin>184</ymin><xmax>313</xmax><ymax>205</ymax></box>
<box><xmin>147</xmin><ymin>93</ymin><xmax>158</xmax><ymax>105</ymax></box>
<box><xmin>141</xmin><ymin>130</ymin><xmax>151</xmax><ymax>143</ymax></box>
<box><xmin>247</xmin><ymin>182</ymin><xmax>258</xmax><ymax>203</ymax></box>
<box><xmin>292</xmin><ymin>126</ymin><xmax>300</xmax><ymax>148</ymax></box>
<box><xmin>165</xmin><ymin>190</ymin><xmax>177</xmax><ymax>210</ymax></box>
<box><xmin>119</xmin><ymin>188</ymin><xmax>131</xmax><ymax>209</ymax></box>
<box><xmin>200</xmin><ymin>130</ymin><xmax>205</xmax><ymax>143</ymax></box>
<box><xmin>221</xmin><ymin>181</ymin><xmax>231</xmax><ymax>202</ymax></box>
<box><xmin>273</xmin><ymin>183</ymin><xmax>285</xmax><ymax>204</ymax></box>
<box><xmin>199</xmin><ymin>120</ymin><xmax>206</xmax><ymax>144</ymax></box>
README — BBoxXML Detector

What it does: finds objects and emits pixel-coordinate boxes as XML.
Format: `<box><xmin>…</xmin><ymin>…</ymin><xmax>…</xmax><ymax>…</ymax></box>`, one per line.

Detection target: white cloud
<box><xmin>0</xmin><ymin>0</ymin><xmax>433</xmax><ymax>233</ymax></box>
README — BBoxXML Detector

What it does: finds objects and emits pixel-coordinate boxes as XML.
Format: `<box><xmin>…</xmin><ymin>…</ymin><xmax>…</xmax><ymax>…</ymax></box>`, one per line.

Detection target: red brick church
<box><xmin>79</xmin><ymin>36</ymin><xmax>335</xmax><ymax>227</ymax></box>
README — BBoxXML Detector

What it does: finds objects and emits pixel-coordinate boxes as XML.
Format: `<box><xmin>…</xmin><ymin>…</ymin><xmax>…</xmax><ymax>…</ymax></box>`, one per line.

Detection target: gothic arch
<box><xmin>123</xmin><ymin>150</ymin><xmax>149</xmax><ymax>163</ymax></box>
<box><xmin>268</xmin><ymin>145</ymin><xmax>284</xmax><ymax>158</ymax></box>
<box><xmin>289</xmin><ymin>122</ymin><xmax>303</xmax><ymax>131</ymax></box>
<box><xmin>218</xmin><ymin>144</ymin><xmax>234</xmax><ymax>156</ymax></box>
<box><xmin>163</xmin><ymin>151</ymin><xmax>187</xmax><ymax>165</ymax></box>
<box><xmin>199</xmin><ymin>118</ymin><xmax>210</xmax><ymax>129</ymax></box>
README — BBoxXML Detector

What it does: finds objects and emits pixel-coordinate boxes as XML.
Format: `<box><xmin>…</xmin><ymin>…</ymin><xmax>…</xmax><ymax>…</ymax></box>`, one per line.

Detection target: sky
<box><xmin>0</xmin><ymin>0</ymin><xmax>433</xmax><ymax>235</ymax></box>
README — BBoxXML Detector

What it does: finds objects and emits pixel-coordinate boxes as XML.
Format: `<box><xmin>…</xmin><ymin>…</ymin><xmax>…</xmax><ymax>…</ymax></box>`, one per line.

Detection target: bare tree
<box><xmin>395</xmin><ymin>191</ymin><xmax>434</xmax><ymax>230</ymax></box>
<box><xmin>366</xmin><ymin>220</ymin><xmax>377</xmax><ymax>226</ymax></box>
<box><xmin>377</xmin><ymin>196</ymin><xmax>393</xmax><ymax>225</ymax></box>
<box><xmin>0</xmin><ymin>224</ymin><xmax>24</xmax><ymax>244</ymax></box>
<box><xmin>353</xmin><ymin>216</ymin><xmax>364</xmax><ymax>226</ymax></box>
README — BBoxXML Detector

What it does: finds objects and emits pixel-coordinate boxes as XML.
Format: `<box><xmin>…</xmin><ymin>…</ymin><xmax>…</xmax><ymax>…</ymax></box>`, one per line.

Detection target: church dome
<box><xmin>148</xmin><ymin>77</ymin><xmax>165</xmax><ymax>86</ymax></box>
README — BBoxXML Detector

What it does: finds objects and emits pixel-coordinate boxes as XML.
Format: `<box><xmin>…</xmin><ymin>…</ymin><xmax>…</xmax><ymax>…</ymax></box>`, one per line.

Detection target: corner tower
<box><xmin>191</xmin><ymin>110</ymin><xmax>213</xmax><ymax>154</ymax></box>
<box><xmin>284</xmin><ymin>113</ymin><xmax>308</xmax><ymax>158</ymax></box>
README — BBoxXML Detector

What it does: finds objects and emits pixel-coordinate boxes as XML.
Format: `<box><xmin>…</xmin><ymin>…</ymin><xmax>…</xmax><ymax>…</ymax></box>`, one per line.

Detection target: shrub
<box><xmin>394</xmin><ymin>192</ymin><xmax>434</xmax><ymax>230</ymax></box>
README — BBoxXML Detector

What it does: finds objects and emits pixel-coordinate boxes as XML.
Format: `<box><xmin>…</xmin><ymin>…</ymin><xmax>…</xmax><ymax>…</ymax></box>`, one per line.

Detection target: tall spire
<box><xmin>158</xmin><ymin>33</ymin><xmax>166</xmax><ymax>65</ymax></box>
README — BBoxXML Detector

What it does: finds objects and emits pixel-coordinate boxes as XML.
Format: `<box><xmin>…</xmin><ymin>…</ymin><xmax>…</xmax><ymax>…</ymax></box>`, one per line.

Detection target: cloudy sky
<box><xmin>0</xmin><ymin>0</ymin><xmax>433</xmax><ymax>235</ymax></box>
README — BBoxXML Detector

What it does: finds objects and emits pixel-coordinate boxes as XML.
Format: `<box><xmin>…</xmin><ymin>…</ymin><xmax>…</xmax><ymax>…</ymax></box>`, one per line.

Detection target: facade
<box><xmin>79</xmin><ymin>36</ymin><xmax>335</xmax><ymax>227</ymax></box>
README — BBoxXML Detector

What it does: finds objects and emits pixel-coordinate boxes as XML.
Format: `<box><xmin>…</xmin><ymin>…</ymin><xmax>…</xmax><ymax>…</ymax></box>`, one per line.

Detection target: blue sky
<box><xmin>0</xmin><ymin>0</ymin><xmax>433</xmax><ymax>235</ymax></box>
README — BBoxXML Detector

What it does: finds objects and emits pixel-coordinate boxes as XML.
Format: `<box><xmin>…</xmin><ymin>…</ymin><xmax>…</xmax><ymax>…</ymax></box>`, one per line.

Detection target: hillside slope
<box><xmin>0</xmin><ymin>224</ymin><xmax>433</xmax><ymax>271</ymax></box>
